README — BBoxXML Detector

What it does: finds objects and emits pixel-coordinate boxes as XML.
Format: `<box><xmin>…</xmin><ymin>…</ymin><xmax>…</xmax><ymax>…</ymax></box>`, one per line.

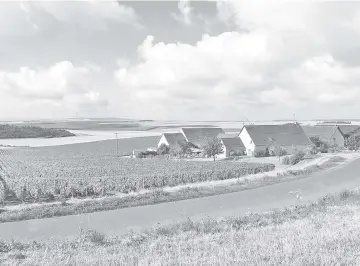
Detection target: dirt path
<box><xmin>1</xmin><ymin>158</ymin><xmax>360</xmax><ymax>242</ymax></box>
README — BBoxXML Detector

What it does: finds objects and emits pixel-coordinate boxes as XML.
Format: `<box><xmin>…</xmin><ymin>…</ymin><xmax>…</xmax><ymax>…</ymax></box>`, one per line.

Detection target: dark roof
<box><xmin>243</xmin><ymin>123</ymin><xmax>312</xmax><ymax>147</ymax></box>
<box><xmin>162</xmin><ymin>133</ymin><xmax>187</xmax><ymax>147</ymax></box>
<box><xmin>220</xmin><ymin>134</ymin><xmax>245</xmax><ymax>150</ymax></box>
<box><xmin>337</xmin><ymin>125</ymin><xmax>360</xmax><ymax>136</ymax></box>
<box><xmin>302</xmin><ymin>125</ymin><xmax>341</xmax><ymax>140</ymax></box>
<box><xmin>181</xmin><ymin>127</ymin><xmax>225</xmax><ymax>147</ymax></box>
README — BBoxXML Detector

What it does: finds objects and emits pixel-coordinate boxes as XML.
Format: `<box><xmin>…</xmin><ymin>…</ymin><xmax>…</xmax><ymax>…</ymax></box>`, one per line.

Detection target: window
<box><xmin>250</xmin><ymin>140</ymin><xmax>253</xmax><ymax>144</ymax></box>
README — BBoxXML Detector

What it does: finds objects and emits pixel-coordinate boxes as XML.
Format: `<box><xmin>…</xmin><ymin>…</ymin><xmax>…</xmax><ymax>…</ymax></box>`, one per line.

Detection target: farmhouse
<box><xmin>302</xmin><ymin>125</ymin><xmax>344</xmax><ymax>147</ymax></box>
<box><xmin>157</xmin><ymin>133</ymin><xmax>187</xmax><ymax>149</ymax></box>
<box><xmin>239</xmin><ymin>123</ymin><xmax>312</xmax><ymax>156</ymax></box>
<box><xmin>218</xmin><ymin>133</ymin><xmax>246</xmax><ymax>158</ymax></box>
<box><xmin>180</xmin><ymin>127</ymin><xmax>225</xmax><ymax>148</ymax></box>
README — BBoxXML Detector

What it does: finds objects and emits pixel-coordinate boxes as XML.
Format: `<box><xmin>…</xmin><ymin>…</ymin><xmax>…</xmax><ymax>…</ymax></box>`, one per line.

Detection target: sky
<box><xmin>1</xmin><ymin>0</ymin><xmax>360</xmax><ymax>121</ymax></box>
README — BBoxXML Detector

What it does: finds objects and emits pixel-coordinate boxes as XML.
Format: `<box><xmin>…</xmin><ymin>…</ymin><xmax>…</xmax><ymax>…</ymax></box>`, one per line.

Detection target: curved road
<box><xmin>1</xmin><ymin>158</ymin><xmax>360</xmax><ymax>241</ymax></box>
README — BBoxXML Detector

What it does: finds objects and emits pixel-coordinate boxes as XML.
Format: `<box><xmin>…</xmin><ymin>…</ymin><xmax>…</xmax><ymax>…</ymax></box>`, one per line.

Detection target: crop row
<box><xmin>0</xmin><ymin>148</ymin><xmax>275</xmax><ymax>203</ymax></box>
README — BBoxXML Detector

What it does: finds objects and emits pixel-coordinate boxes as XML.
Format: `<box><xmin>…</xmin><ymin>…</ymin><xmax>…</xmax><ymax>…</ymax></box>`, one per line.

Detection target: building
<box><xmin>315</xmin><ymin>124</ymin><xmax>360</xmax><ymax>139</ymax></box>
<box><xmin>218</xmin><ymin>133</ymin><xmax>246</xmax><ymax>158</ymax></box>
<box><xmin>180</xmin><ymin>127</ymin><xmax>225</xmax><ymax>148</ymax></box>
<box><xmin>337</xmin><ymin>125</ymin><xmax>360</xmax><ymax>139</ymax></box>
<box><xmin>157</xmin><ymin>133</ymin><xmax>187</xmax><ymax>149</ymax></box>
<box><xmin>239</xmin><ymin>123</ymin><xmax>312</xmax><ymax>156</ymax></box>
<box><xmin>302</xmin><ymin>125</ymin><xmax>345</xmax><ymax>147</ymax></box>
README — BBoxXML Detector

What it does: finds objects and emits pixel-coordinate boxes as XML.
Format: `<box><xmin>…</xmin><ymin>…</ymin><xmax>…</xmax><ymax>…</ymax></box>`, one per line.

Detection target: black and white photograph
<box><xmin>1</xmin><ymin>0</ymin><xmax>360</xmax><ymax>265</ymax></box>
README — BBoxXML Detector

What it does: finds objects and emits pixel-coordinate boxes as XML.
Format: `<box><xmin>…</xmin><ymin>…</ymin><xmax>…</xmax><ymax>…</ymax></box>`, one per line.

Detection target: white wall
<box><xmin>218</xmin><ymin>140</ymin><xmax>227</xmax><ymax>159</ymax></box>
<box><xmin>157</xmin><ymin>134</ymin><xmax>169</xmax><ymax>148</ymax></box>
<box><xmin>239</xmin><ymin>128</ymin><xmax>255</xmax><ymax>156</ymax></box>
<box><xmin>330</xmin><ymin>129</ymin><xmax>345</xmax><ymax>147</ymax></box>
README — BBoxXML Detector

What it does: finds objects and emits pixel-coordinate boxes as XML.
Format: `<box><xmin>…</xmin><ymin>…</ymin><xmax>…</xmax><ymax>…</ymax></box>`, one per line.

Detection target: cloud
<box><xmin>0</xmin><ymin>62</ymin><xmax>108</xmax><ymax>119</ymax></box>
<box><xmin>113</xmin><ymin>0</ymin><xmax>360</xmax><ymax>120</ymax></box>
<box><xmin>0</xmin><ymin>1</ymin><xmax>142</xmax><ymax>36</ymax></box>
<box><xmin>172</xmin><ymin>0</ymin><xmax>193</xmax><ymax>25</ymax></box>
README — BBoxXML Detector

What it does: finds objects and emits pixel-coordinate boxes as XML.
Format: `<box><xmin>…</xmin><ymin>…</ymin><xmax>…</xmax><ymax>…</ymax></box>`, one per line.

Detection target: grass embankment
<box><xmin>0</xmin><ymin>155</ymin><xmax>350</xmax><ymax>223</ymax></box>
<box><xmin>1</xmin><ymin>189</ymin><xmax>360</xmax><ymax>265</ymax></box>
<box><xmin>0</xmin><ymin>124</ymin><xmax>75</xmax><ymax>139</ymax></box>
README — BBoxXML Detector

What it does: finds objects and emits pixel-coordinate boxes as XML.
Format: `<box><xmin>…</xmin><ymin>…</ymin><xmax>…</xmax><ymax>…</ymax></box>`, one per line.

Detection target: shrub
<box><xmin>305</xmin><ymin>145</ymin><xmax>317</xmax><ymax>156</ymax></box>
<box><xmin>309</xmin><ymin>136</ymin><xmax>322</xmax><ymax>148</ymax></box>
<box><xmin>289</xmin><ymin>150</ymin><xmax>305</xmax><ymax>165</ymax></box>
<box><xmin>319</xmin><ymin>143</ymin><xmax>329</xmax><ymax>153</ymax></box>
<box><xmin>281</xmin><ymin>155</ymin><xmax>291</xmax><ymax>165</ymax></box>
<box><xmin>254</xmin><ymin>149</ymin><xmax>270</xmax><ymax>158</ymax></box>
<box><xmin>345</xmin><ymin>133</ymin><xmax>360</xmax><ymax>151</ymax></box>
<box><xmin>80</xmin><ymin>229</ymin><xmax>106</xmax><ymax>245</ymax></box>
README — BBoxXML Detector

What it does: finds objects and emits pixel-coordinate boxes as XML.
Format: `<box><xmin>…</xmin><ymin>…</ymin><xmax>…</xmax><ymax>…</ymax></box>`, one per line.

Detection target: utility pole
<box><xmin>293</xmin><ymin>114</ymin><xmax>296</xmax><ymax>124</ymax></box>
<box><xmin>115</xmin><ymin>133</ymin><xmax>119</xmax><ymax>155</ymax></box>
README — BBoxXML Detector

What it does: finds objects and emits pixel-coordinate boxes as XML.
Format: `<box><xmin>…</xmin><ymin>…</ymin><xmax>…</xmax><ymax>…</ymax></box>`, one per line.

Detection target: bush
<box><xmin>345</xmin><ymin>134</ymin><xmax>360</xmax><ymax>151</ymax></box>
<box><xmin>254</xmin><ymin>149</ymin><xmax>270</xmax><ymax>158</ymax></box>
<box><xmin>290</xmin><ymin>150</ymin><xmax>305</xmax><ymax>165</ymax></box>
<box><xmin>319</xmin><ymin>143</ymin><xmax>329</xmax><ymax>153</ymax></box>
<box><xmin>281</xmin><ymin>150</ymin><xmax>305</xmax><ymax>166</ymax></box>
<box><xmin>229</xmin><ymin>150</ymin><xmax>245</xmax><ymax>157</ymax></box>
<box><xmin>281</xmin><ymin>156</ymin><xmax>291</xmax><ymax>165</ymax></box>
<box><xmin>305</xmin><ymin>145</ymin><xmax>317</xmax><ymax>156</ymax></box>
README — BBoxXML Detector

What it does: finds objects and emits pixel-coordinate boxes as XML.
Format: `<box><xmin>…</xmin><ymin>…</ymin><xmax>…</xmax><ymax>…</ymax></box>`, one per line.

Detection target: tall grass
<box><xmin>1</xmin><ymin>189</ymin><xmax>360</xmax><ymax>265</ymax></box>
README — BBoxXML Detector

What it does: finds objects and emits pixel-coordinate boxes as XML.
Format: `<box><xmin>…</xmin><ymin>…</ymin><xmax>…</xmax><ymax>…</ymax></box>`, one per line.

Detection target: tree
<box><xmin>170</xmin><ymin>142</ymin><xmax>183</xmax><ymax>157</ymax></box>
<box><xmin>273</xmin><ymin>145</ymin><xmax>287</xmax><ymax>162</ymax></box>
<box><xmin>309</xmin><ymin>136</ymin><xmax>322</xmax><ymax>148</ymax></box>
<box><xmin>169</xmin><ymin>141</ymin><xmax>193</xmax><ymax>158</ymax></box>
<box><xmin>157</xmin><ymin>144</ymin><xmax>170</xmax><ymax>155</ymax></box>
<box><xmin>202</xmin><ymin>137</ymin><xmax>224</xmax><ymax>161</ymax></box>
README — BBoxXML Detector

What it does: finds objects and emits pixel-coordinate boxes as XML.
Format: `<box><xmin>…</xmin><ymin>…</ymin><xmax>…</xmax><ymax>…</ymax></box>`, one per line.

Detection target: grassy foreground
<box><xmin>1</xmin><ymin>189</ymin><xmax>360</xmax><ymax>265</ymax></box>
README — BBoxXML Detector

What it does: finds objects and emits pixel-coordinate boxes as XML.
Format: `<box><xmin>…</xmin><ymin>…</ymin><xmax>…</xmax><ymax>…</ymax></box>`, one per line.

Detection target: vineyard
<box><xmin>0</xmin><ymin>146</ymin><xmax>275</xmax><ymax>204</ymax></box>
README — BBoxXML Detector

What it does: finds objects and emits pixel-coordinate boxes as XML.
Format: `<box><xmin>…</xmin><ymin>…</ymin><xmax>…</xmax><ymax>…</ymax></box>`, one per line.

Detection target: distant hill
<box><xmin>319</xmin><ymin>121</ymin><xmax>352</xmax><ymax>125</ymax></box>
<box><xmin>0</xmin><ymin>124</ymin><xmax>75</xmax><ymax>139</ymax></box>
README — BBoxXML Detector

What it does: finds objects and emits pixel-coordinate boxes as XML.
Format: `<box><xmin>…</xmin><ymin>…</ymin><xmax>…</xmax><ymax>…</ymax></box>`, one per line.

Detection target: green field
<box><xmin>0</xmin><ymin>137</ymin><xmax>274</xmax><ymax>203</ymax></box>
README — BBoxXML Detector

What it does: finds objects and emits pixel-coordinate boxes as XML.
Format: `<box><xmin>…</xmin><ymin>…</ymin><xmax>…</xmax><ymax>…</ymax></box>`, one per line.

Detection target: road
<box><xmin>1</xmin><ymin>158</ymin><xmax>360</xmax><ymax>242</ymax></box>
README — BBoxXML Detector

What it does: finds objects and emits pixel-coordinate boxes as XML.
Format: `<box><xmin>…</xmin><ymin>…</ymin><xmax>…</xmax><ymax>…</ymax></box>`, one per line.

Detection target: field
<box><xmin>1</xmin><ymin>190</ymin><xmax>360</xmax><ymax>265</ymax></box>
<box><xmin>0</xmin><ymin>137</ymin><xmax>274</xmax><ymax>203</ymax></box>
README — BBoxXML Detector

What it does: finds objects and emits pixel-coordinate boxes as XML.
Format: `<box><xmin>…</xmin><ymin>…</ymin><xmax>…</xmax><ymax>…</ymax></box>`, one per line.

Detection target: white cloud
<box><xmin>172</xmin><ymin>0</ymin><xmax>193</xmax><ymax>25</ymax></box>
<box><xmin>0</xmin><ymin>62</ymin><xmax>108</xmax><ymax>119</ymax></box>
<box><xmin>113</xmin><ymin>0</ymin><xmax>360</xmax><ymax>120</ymax></box>
<box><xmin>0</xmin><ymin>1</ymin><xmax>142</xmax><ymax>35</ymax></box>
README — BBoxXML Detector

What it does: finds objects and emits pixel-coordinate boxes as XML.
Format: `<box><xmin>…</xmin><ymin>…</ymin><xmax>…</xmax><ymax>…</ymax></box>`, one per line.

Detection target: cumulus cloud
<box><xmin>111</xmin><ymin>0</ymin><xmax>360</xmax><ymax>120</ymax></box>
<box><xmin>0</xmin><ymin>62</ymin><xmax>108</xmax><ymax>119</ymax></box>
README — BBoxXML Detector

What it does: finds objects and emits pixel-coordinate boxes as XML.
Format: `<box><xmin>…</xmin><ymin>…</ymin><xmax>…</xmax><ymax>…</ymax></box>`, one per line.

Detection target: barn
<box><xmin>180</xmin><ymin>127</ymin><xmax>225</xmax><ymax>148</ymax></box>
<box><xmin>218</xmin><ymin>133</ymin><xmax>246</xmax><ymax>158</ymax></box>
<box><xmin>302</xmin><ymin>125</ymin><xmax>345</xmax><ymax>147</ymax></box>
<box><xmin>239</xmin><ymin>123</ymin><xmax>312</xmax><ymax>156</ymax></box>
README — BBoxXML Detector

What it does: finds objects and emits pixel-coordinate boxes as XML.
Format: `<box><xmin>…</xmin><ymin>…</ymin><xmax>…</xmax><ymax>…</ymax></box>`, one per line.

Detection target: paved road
<box><xmin>1</xmin><ymin>158</ymin><xmax>360</xmax><ymax>241</ymax></box>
